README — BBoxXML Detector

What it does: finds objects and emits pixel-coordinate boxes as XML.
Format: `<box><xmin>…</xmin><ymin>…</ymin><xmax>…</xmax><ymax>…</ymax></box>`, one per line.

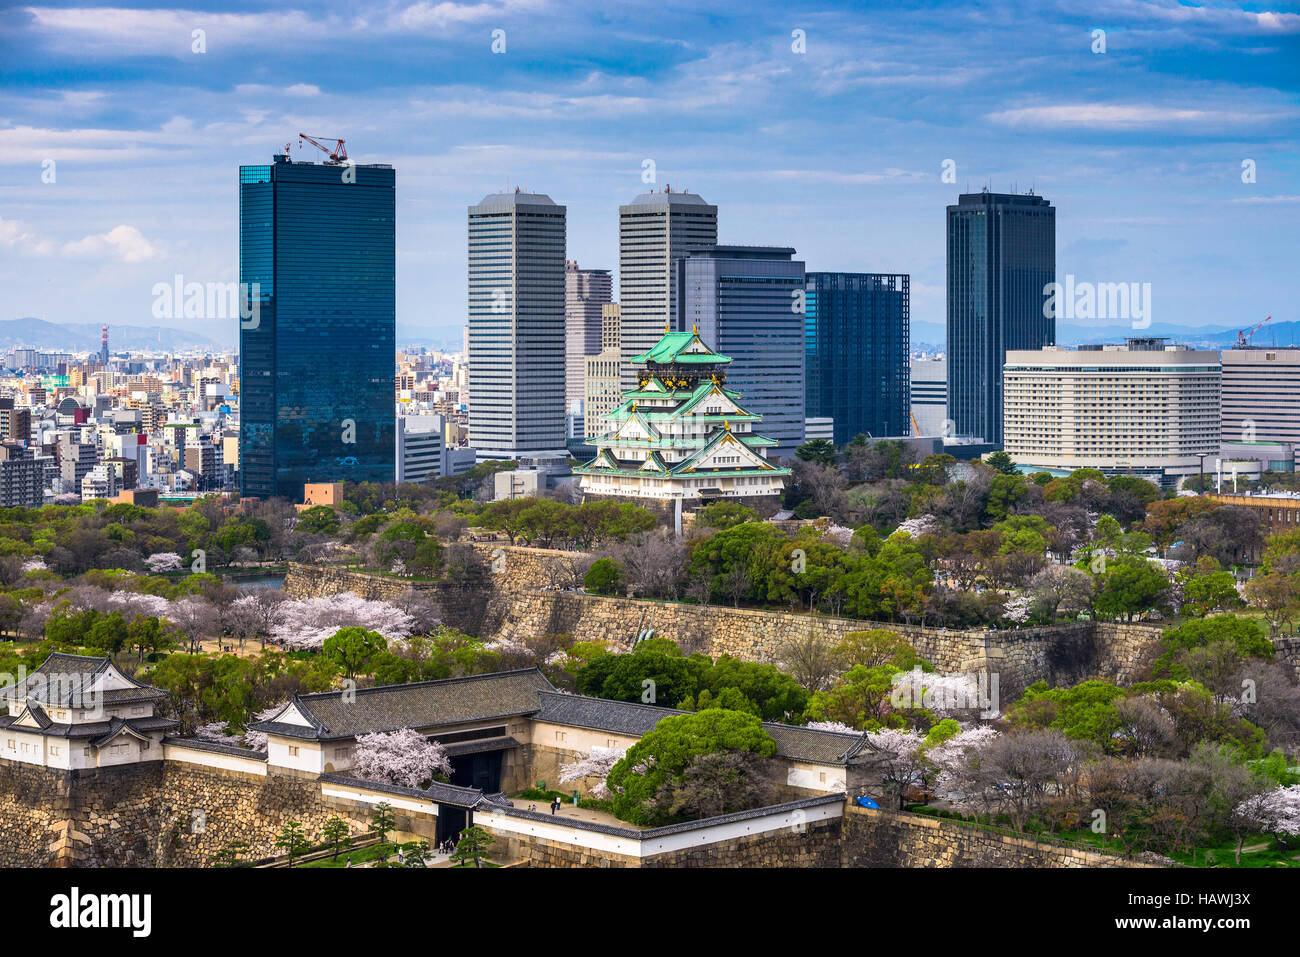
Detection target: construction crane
<box><xmin>1233</xmin><ymin>315</ymin><xmax>1271</xmax><ymax>349</ymax></box>
<box><xmin>297</xmin><ymin>133</ymin><xmax>348</xmax><ymax>164</ymax></box>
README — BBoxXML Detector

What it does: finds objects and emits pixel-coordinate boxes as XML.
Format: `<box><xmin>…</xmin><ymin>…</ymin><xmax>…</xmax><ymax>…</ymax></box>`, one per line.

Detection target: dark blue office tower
<box><xmin>238</xmin><ymin>153</ymin><xmax>395</xmax><ymax>500</ymax></box>
<box><xmin>946</xmin><ymin>189</ymin><xmax>1055</xmax><ymax>446</ymax></box>
<box><xmin>804</xmin><ymin>273</ymin><xmax>910</xmax><ymax>445</ymax></box>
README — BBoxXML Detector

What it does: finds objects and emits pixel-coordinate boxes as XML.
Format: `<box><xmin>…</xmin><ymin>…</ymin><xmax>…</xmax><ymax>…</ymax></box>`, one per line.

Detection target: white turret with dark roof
<box><xmin>0</xmin><ymin>653</ymin><xmax>178</xmax><ymax>769</ymax></box>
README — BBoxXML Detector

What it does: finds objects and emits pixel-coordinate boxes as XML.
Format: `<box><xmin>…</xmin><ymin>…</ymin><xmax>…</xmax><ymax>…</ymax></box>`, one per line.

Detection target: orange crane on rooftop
<box><xmin>297</xmin><ymin>133</ymin><xmax>348</xmax><ymax>164</ymax></box>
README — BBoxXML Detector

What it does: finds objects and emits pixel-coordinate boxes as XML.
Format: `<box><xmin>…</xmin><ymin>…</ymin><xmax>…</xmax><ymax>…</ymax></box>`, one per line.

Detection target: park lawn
<box><xmin>299</xmin><ymin>842</ymin><xmax>394</xmax><ymax>868</ymax></box>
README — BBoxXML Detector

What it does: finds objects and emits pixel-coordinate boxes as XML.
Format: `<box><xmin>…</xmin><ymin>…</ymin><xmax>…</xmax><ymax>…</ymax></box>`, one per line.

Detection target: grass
<box><xmin>298</xmin><ymin>841</ymin><xmax>394</xmax><ymax>868</ymax></box>
<box><xmin>905</xmin><ymin>804</ymin><xmax>1300</xmax><ymax>867</ymax></box>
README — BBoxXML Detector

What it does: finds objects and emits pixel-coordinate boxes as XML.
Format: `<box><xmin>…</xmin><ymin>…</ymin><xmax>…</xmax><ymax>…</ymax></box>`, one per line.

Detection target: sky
<box><xmin>1</xmin><ymin>0</ymin><xmax>1297</xmax><ymax>349</ymax></box>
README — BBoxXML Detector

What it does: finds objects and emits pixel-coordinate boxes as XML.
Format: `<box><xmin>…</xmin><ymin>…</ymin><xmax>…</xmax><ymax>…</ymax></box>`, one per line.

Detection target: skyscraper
<box><xmin>677</xmin><ymin>245</ymin><xmax>806</xmax><ymax>459</ymax></box>
<box><xmin>618</xmin><ymin>188</ymin><xmax>717</xmax><ymax>391</ymax></box>
<box><xmin>564</xmin><ymin>260</ymin><xmax>612</xmax><ymax>407</ymax></box>
<box><xmin>467</xmin><ymin>191</ymin><xmax>567</xmax><ymax>459</ymax></box>
<box><xmin>804</xmin><ymin>273</ymin><xmax>910</xmax><ymax>445</ymax></box>
<box><xmin>238</xmin><ymin>152</ymin><xmax>396</xmax><ymax>500</ymax></box>
<box><xmin>946</xmin><ymin>190</ymin><xmax>1055</xmax><ymax>446</ymax></box>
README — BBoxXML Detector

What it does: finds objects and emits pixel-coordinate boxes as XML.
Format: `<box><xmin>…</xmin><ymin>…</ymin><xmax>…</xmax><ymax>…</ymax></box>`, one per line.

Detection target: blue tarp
<box><xmin>854</xmin><ymin>796</ymin><xmax>880</xmax><ymax>809</ymax></box>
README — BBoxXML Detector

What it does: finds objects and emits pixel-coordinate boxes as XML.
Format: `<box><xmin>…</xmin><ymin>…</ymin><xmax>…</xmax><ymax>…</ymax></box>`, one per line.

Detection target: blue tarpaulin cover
<box><xmin>855</xmin><ymin>796</ymin><xmax>880</xmax><ymax>809</ymax></box>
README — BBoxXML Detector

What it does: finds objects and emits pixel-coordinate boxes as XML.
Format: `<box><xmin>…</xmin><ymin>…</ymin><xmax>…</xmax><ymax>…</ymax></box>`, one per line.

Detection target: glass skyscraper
<box><xmin>804</xmin><ymin>273</ymin><xmax>910</xmax><ymax>445</ymax></box>
<box><xmin>946</xmin><ymin>190</ymin><xmax>1055</xmax><ymax>446</ymax></box>
<box><xmin>238</xmin><ymin>153</ymin><xmax>396</xmax><ymax>500</ymax></box>
<box><xmin>676</xmin><ymin>245</ymin><xmax>806</xmax><ymax>459</ymax></box>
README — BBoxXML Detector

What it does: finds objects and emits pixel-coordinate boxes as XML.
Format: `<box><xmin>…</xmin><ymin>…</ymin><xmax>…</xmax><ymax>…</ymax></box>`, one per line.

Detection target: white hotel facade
<box><xmin>1001</xmin><ymin>339</ymin><xmax>1221</xmax><ymax>487</ymax></box>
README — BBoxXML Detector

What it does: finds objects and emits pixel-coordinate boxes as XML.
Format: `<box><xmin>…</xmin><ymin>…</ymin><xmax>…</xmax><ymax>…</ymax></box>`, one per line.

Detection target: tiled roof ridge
<box><xmin>294</xmin><ymin>666</ymin><xmax>554</xmax><ymax>703</ymax></box>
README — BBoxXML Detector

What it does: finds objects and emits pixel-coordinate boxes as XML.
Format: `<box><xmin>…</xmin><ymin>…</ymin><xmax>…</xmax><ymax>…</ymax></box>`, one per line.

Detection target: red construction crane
<box><xmin>297</xmin><ymin>133</ymin><xmax>348</xmax><ymax>164</ymax></box>
<box><xmin>1234</xmin><ymin>314</ymin><xmax>1271</xmax><ymax>348</ymax></box>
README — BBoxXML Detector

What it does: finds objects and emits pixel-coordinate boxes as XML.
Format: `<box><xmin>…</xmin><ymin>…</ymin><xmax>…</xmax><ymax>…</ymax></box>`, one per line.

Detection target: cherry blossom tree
<box><xmin>806</xmin><ymin>720</ymin><xmax>858</xmax><ymax>734</ymax></box>
<box><xmin>1235</xmin><ymin>785</ymin><xmax>1300</xmax><ymax>847</ymax></box>
<box><xmin>241</xmin><ymin>702</ymin><xmax>288</xmax><ymax>752</ymax></box>
<box><xmin>924</xmin><ymin>725</ymin><xmax>1000</xmax><ymax>803</ymax></box>
<box><xmin>21</xmin><ymin>558</ymin><xmax>48</xmax><ymax>574</ymax></box>
<box><xmin>229</xmin><ymin>588</ymin><xmax>285</xmax><ymax>649</ymax></box>
<box><xmin>106</xmin><ymin>592</ymin><xmax>172</xmax><ymax>620</ymax></box>
<box><xmin>889</xmin><ymin>667</ymin><xmax>998</xmax><ymax>719</ymax></box>
<box><xmin>863</xmin><ymin>728</ymin><xmax>928</xmax><ymax>806</ymax></box>
<box><xmin>144</xmin><ymin>552</ymin><xmax>184</xmax><ymax>573</ymax></box>
<box><xmin>195</xmin><ymin>722</ymin><xmax>244</xmax><ymax>747</ymax></box>
<box><xmin>272</xmin><ymin>594</ymin><xmax>414</xmax><ymax>651</ymax></box>
<box><xmin>167</xmin><ymin>596</ymin><xmax>220</xmax><ymax>653</ymax></box>
<box><xmin>353</xmin><ymin>728</ymin><xmax>452</xmax><ymax>789</ymax></box>
<box><xmin>896</xmin><ymin>515</ymin><xmax>939</xmax><ymax>539</ymax></box>
<box><xmin>559</xmin><ymin>746</ymin><xmax>626</xmax><ymax>798</ymax></box>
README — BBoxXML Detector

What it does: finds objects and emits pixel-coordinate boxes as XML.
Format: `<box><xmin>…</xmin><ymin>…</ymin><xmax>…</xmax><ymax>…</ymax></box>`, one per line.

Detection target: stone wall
<box><xmin>285</xmin><ymin>550</ymin><xmax>1299</xmax><ymax>690</ymax></box>
<box><xmin>841</xmin><ymin>805</ymin><xmax>1146</xmax><ymax>868</ymax></box>
<box><xmin>0</xmin><ymin>759</ymin><xmax>380</xmax><ymax>867</ymax></box>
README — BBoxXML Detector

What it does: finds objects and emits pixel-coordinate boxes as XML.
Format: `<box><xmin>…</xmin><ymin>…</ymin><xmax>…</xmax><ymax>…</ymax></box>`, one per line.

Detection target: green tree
<box><xmin>606</xmin><ymin>709</ymin><xmax>778</xmax><ymax>826</ymax></box>
<box><xmin>274</xmin><ymin>820</ymin><xmax>309</xmax><ymax>867</ymax></box>
<box><xmin>451</xmin><ymin>825</ymin><xmax>496</xmax><ymax>868</ymax></box>
<box><xmin>806</xmin><ymin>664</ymin><xmax>907</xmax><ymax>730</ymax></box>
<box><xmin>694</xmin><ymin>501</ymin><xmax>760</xmax><ymax>531</ymax></box>
<box><xmin>1153</xmin><ymin>615</ymin><xmax>1272</xmax><ymax>679</ymax></box>
<box><xmin>1178</xmin><ymin>558</ymin><xmax>1244</xmax><ymax>617</ymax></box>
<box><xmin>984</xmin><ymin>450</ymin><xmax>1019</xmax><ymax>475</ymax></box>
<box><xmin>583</xmin><ymin>557</ymin><xmax>623</xmax><ymax>595</ymax></box>
<box><xmin>795</xmin><ymin>439</ymin><xmax>837</xmax><ymax>466</ymax></box>
<box><xmin>321</xmin><ymin>816</ymin><xmax>353</xmax><ymax>860</ymax></box>
<box><xmin>369</xmin><ymin>801</ymin><xmax>397</xmax><ymax>847</ymax></box>
<box><xmin>1094</xmin><ymin>557</ymin><xmax>1169</xmax><ymax>621</ymax></box>
<box><xmin>296</xmin><ymin>505</ymin><xmax>341</xmax><ymax>535</ymax></box>
<box><xmin>211</xmin><ymin>839</ymin><xmax>251</xmax><ymax>868</ymax></box>
<box><xmin>322</xmin><ymin>627</ymin><xmax>388</xmax><ymax>679</ymax></box>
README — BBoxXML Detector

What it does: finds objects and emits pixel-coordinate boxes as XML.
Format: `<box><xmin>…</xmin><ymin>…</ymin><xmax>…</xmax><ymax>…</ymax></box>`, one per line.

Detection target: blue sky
<box><xmin>1</xmin><ymin>0</ymin><xmax>1297</xmax><ymax>348</ymax></box>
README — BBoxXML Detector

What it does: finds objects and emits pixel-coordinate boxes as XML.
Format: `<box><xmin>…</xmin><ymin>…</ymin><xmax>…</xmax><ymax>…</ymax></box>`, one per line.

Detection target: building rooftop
<box><xmin>534</xmin><ymin>691</ymin><xmax>878</xmax><ymax>766</ymax></box>
<box><xmin>1</xmin><ymin>652</ymin><xmax>169</xmax><ymax>709</ymax></box>
<box><xmin>249</xmin><ymin>668</ymin><xmax>556</xmax><ymax>741</ymax></box>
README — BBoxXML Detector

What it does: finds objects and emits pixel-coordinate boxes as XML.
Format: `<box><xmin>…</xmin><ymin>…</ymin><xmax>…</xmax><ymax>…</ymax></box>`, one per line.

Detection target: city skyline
<box><xmin>2</xmin><ymin>0</ymin><xmax>1297</xmax><ymax>345</ymax></box>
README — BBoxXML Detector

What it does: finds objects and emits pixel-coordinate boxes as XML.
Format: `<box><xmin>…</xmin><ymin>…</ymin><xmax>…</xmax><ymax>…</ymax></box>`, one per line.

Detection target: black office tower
<box><xmin>946</xmin><ymin>190</ymin><xmax>1055</xmax><ymax>446</ymax></box>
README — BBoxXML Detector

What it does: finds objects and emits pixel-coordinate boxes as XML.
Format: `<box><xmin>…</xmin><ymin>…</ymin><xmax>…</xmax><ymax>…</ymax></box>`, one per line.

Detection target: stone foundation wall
<box><xmin>284</xmin><ymin>555</ymin><xmax>1297</xmax><ymax>691</ymax></box>
<box><xmin>0</xmin><ymin>760</ymin><xmax>381</xmax><ymax>867</ymax></box>
<box><xmin>642</xmin><ymin>817</ymin><xmax>843</xmax><ymax>868</ymax></box>
<box><xmin>841</xmin><ymin>805</ymin><xmax>1143</xmax><ymax>868</ymax></box>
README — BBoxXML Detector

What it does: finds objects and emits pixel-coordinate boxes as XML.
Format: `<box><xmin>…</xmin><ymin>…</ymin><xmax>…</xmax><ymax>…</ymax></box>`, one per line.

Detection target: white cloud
<box><xmin>62</xmin><ymin>225</ymin><xmax>162</xmax><ymax>263</ymax></box>
<box><xmin>0</xmin><ymin>216</ymin><xmax>58</xmax><ymax>257</ymax></box>
<box><xmin>987</xmin><ymin>103</ymin><xmax>1294</xmax><ymax>129</ymax></box>
<box><xmin>235</xmin><ymin>83</ymin><xmax>321</xmax><ymax>97</ymax></box>
<box><xmin>1230</xmin><ymin>194</ymin><xmax>1300</xmax><ymax>204</ymax></box>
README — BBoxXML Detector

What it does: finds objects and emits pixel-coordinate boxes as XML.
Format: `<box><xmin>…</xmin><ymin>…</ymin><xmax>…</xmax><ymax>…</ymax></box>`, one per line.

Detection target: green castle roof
<box><xmin>632</xmin><ymin>330</ymin><xmax>732</xmax><ymax>365</ymax></box>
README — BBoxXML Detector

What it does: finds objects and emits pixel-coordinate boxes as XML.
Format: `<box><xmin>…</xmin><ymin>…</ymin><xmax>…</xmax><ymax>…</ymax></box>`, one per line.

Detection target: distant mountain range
<box><xmin>911</xmin><ymin>319</ymin><xmax>1299</xmax><ymax>351</ymax></box>
<box><xmin>1</xmin><ymin>319</ymin><xmax>230</xmax><ymax>353</ymax></box>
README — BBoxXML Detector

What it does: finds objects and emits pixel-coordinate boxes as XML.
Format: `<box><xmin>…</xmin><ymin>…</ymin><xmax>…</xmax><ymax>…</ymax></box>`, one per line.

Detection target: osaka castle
<box><xmin>574</xmin><ymin>329</ymin><xmax>791</xmax><ymax>502</ymax></box>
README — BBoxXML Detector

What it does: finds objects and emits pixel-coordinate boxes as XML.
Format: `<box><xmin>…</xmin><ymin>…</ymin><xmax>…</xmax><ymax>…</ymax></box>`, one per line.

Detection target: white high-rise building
<box><xmin>396</xmin><ymin>414</ymin><xmax>447</xmax><ymax>484</ymax></box>
<box><xmin>467</xmin><ymin>191</ymin><xmax>568</xmax><ymax>459</ymax></box>
<box><xmin>910</xmin><ymin>358</ymin><xmax>948</xmax><ymax>436</ymax></box>
<box><xmin>618</xmin><ymin>188</ymin><xmax>717</xmax><ymax>391</ymax></box>
<box><xmin>1002</xmin><ymin>339</ymin><xmax>1220</xmax><ymax>487</ymax></box>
